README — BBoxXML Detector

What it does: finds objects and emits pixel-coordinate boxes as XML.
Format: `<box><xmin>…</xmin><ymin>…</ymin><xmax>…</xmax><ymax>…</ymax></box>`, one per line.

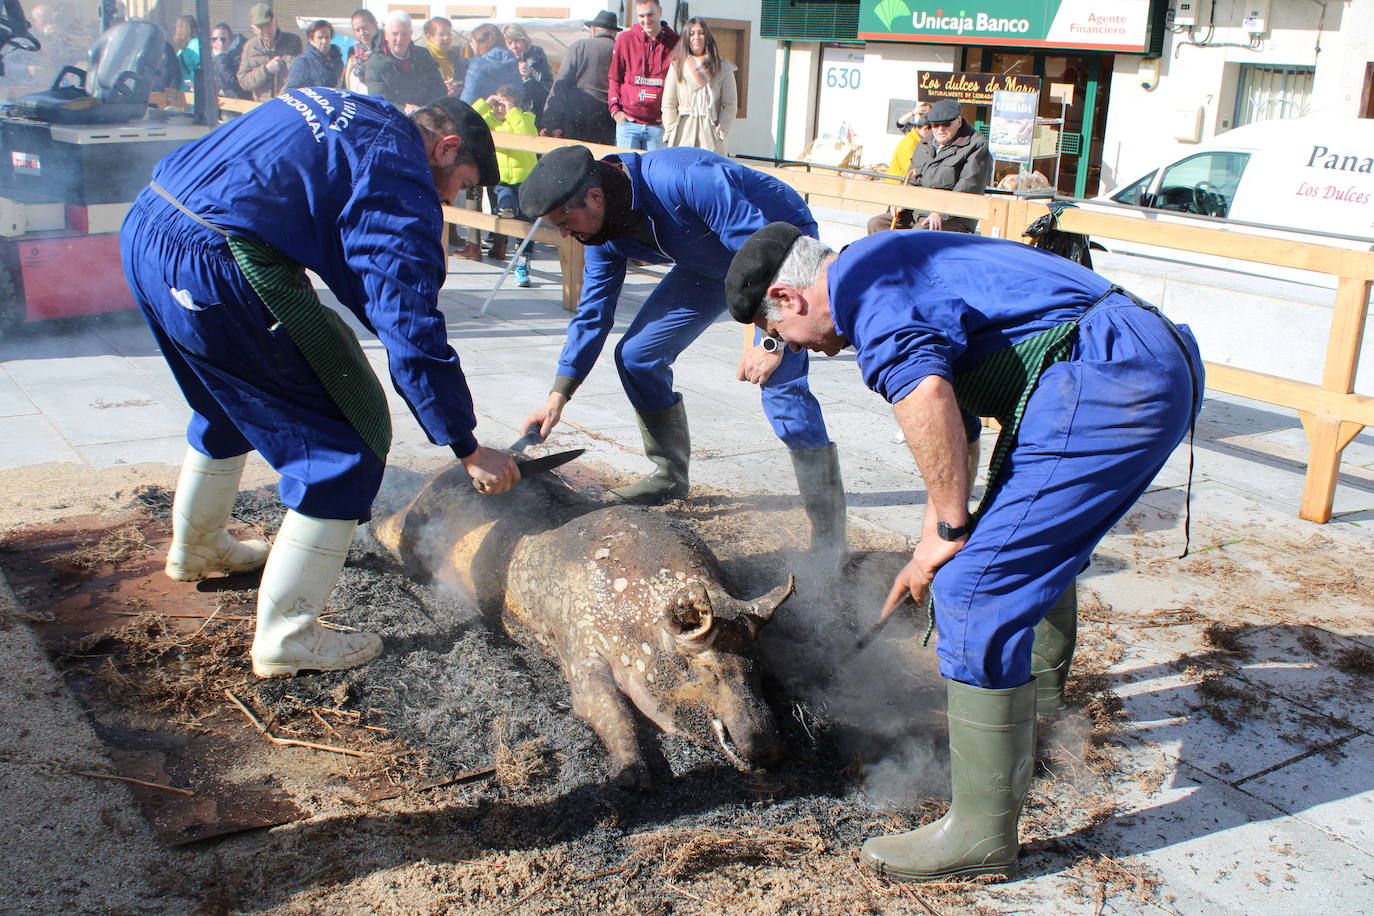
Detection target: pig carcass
<box><xmin>373</xmin><ymin>463</ymin><xmax>794</xmax><ymax>788</ymax></box>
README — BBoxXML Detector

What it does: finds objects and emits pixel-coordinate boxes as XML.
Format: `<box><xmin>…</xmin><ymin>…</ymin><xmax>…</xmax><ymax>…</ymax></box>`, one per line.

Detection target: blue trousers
<box><xmin>615</xmin><ymin>120</ymin><xmax>664</xmax><ymax>151</ymax></box>
<box><xmin>932</xmin><ymin>298</ymin><xmax>1204</xmax><ymax>688</ymax></box>
<box><xmin>120</xmin><ymin>194</ymin><xmax>385</xmax><ymax>521</ymax></box>
<box><xmin>614</xmin><ymin>265</ymin><xmax>830</xmax><ymax>450</ymax></box>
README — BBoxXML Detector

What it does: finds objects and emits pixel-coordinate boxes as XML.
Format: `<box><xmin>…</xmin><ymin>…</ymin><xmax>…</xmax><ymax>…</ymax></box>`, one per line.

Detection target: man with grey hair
<box><xmin>365</xmin><ymin>10</ymin><xmax>446</xmax><ymax>112</ymax></box>
<box><xmin>725</xmin><ymin>223</ymin><xmax>1202</xmax><ymax>883</ymax></box>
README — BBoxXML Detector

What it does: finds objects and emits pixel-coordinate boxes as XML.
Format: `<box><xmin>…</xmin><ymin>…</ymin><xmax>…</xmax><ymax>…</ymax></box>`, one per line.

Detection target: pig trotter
<box><xmin>569</xmin><ymin>661</ymin><xmax>653</xmax><ymax>790</ymax></box>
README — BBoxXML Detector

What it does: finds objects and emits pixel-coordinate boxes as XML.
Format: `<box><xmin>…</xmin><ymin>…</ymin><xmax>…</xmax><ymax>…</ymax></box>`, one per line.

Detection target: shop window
<box><xmin>1234</xmin><ymin>64</ymin><xmax>1313</xmax><ymax>127</ymax></box>
<box><xmin>701</xmin><ymin>18</ymin><xmax>750</xmax><ymax>119</ymax></box>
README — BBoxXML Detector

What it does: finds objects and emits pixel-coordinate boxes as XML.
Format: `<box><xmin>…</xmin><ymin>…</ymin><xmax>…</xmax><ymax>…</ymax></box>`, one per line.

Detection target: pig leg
<box><xmin>566</xmin><ymin>658</ymin><xmax>652</xmax><ymax>790</ymax></box>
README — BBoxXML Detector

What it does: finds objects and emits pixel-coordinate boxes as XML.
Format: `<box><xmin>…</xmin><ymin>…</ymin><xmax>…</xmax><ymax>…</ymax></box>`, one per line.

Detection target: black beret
<box><xmin>425</xmin><ymin>97</ymin><xmax>500</xmax><ymax>187</ymax></box>
<box><xmin>926</xmin><ymin>98</ymin><xmax>962</xmax><ymax>124</ymax></box>
<box><xmin>519</xmin><ymin>145</ymin><xmax>597</xmax><ymax>218</ymax></box>
<box><xmin>725</xmin><ymin>222</ymin><xmax>803</xmax><ymax>323</ymax></box>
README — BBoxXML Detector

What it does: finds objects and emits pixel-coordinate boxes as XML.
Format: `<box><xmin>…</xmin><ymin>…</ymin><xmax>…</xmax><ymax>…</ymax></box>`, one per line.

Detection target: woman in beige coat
<box><xmin>661</xmin><ymin>18</ymin><xmax>737</xmax><ymax>155</ymax></box>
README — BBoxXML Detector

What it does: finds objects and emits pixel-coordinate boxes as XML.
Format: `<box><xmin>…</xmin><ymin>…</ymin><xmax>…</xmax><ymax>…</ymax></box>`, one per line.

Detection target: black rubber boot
<box><xmin>788</xmin><ymin>444</ymin><xmax>847</xmax><ymax>572</ymax></box>
<box><xmin>609</xmin><ymin>398</ymin><xmax>690</xmax><ymax>505</ymax></box>
<box><xmin>1030</xmin><ymin>582</ymin><xmax>1078</xmax><ymax>718</ymax></box>
<box><xmin>862</xmin><ymin>678</ymin><xmax>1037</xmax><ymax>882</ymax></box>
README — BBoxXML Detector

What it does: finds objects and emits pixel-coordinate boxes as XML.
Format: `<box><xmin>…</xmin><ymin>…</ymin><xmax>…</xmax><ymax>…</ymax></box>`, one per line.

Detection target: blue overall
<box><xmin>830</xmin><ymin>232</ymin><xmax>1204</xmax><ymax>689</ymax></box>
<box><xmin>556</xmin><ymin>148</ymin><xmax>830</xmax><ymax>449</ymax></box>
<box><xmin>120</xmin><ymin>89</ymin><xmax>479</xmax><ymax>521</ymax></box>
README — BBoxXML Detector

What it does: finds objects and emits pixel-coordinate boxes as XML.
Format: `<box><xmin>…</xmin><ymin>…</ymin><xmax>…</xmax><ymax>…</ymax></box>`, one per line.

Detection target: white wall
<box><xmin>1101</xmin><ymin>0</ymin><xmax>1374</xmax><ymax>193</ymax></box>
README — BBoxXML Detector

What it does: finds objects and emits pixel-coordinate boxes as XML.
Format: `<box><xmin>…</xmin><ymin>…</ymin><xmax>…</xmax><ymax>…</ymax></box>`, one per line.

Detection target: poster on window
<box><xmin>989</xmin><ymin>90</ymin><xmax>1038</xmax><ymax>166</ymax></box>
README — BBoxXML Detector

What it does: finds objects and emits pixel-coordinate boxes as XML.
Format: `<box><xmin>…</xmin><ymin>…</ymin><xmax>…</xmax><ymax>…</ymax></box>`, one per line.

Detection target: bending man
<box><xmin>121</xmin><ymin>91</ymin><xmax>519</xmax><ymax>679</ymax></box>
<box><xmin>727</xmin><ymin>224</ymin><xmax>1202</xmax><ymax>882</ymax></box>
<box><xmin>518</xmin><ymin>144</ymin><xmax>846</xmax><ymax>564</ymax></box>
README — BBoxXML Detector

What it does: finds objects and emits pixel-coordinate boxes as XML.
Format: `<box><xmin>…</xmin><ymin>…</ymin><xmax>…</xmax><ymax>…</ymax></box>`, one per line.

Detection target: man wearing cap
<box><xmin>543</xmin><ymin>10</ymin><xmax>619</xmax><ymax>144</ymax></box>
<box><xmin>894</xmin><ymin>98</ymin><xmax>992</xmax><ymax>234</ymax></box>
<box><xmin>866</xmin><ymin>101</ymin><xmax>932</xmax><ymax>235</ymax></box>
<box><xmin>238</xmin><ymin>3</ymin><xmax>302</xmax><ymax>101</ymax></box>
<box><xmin>726</xmin><ymin>224</ymin><xmax>1202</xmax><ymax>882</ymax></box>
<box><xmin>517</xmin><ymin>145</ymin><xmax>848</xmax><ymax>567</ymax></box>
<box><xmin>120</xmin><ymin>92</ymin><xmax>519</xmax><ymax>679</ymax></box>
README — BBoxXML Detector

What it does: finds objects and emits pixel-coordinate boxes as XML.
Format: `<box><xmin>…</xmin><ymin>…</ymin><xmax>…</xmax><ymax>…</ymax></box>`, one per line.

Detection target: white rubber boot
<box><xmin>165</xmin><ymin>448</ymin><xmax>271</xmax><ymax>582</ymax></box>
<box><xmin>250</xmin><ymin>510</ymin><xmax>383</xmax><ymax>678</ymax></box>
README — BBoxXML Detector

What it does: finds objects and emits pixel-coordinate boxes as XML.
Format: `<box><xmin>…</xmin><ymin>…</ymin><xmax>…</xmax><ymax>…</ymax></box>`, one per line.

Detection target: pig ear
<box><xmin>669</xmin><ymin>583</ymin><xmax>715</xmax><ymax>642</ymax></box>
<box><xmin>742</xmin><ymin>575</ymin><xmax>795</xmax><ymax>636</ymax></box>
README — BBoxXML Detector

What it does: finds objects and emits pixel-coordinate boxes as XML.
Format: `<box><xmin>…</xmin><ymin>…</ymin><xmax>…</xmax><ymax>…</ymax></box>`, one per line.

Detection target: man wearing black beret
<box><xmin>121</xmin><ymin>91</ymin><xmax>517</xmax><ymax>679</ymax></box>
<box><xmin>518</xmin><ymin>144</ymin><xmax>848</xmax><ymax>569</ymax></box>
<box><xmin>727</xmin><ymin>223</ymin><xmax>1202</xmax><ymax>883</ymax></box>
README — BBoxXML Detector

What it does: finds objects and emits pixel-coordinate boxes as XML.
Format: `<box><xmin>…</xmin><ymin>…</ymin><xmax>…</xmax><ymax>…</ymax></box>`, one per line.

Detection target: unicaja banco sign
<box><xmin>859</xmin><ymin>0</ymin><xmax>1151</xmax><ymax>53</ymax></box>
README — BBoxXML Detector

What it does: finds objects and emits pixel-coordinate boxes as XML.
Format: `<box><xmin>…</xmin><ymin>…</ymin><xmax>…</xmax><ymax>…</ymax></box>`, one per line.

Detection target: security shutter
<box><xmin>1234</xmin><ymin>64</ymin><xmax>1314</xmax><ymax>126</ymax></box>
<box><xmin>760</xmin><ymin>0</ymin><xmax>861</xmax><ymax>42</ymax></box>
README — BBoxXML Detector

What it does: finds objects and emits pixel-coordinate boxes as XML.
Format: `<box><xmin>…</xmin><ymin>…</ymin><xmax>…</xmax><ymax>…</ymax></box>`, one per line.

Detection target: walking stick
<box><xmin>479</xmin><ymin>217</ymin><xmax>544</xmax><ymax>316</ymax></box>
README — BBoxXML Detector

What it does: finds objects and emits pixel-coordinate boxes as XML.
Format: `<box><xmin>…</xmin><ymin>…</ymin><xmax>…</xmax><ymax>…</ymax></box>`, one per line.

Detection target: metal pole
<box><xmin>773</xmin><ymin>40</ymin><xmax>791</xmax><ymax>163</ymax></box>
<box><xmin>193</xmin><ymin>0</ymin><xmax>217</xmax><ymax>126</ymax></box>
<box><xmin>479</xmin><ymin>217</ymin><xmax>543</xmax><ymax>315</ymax></box>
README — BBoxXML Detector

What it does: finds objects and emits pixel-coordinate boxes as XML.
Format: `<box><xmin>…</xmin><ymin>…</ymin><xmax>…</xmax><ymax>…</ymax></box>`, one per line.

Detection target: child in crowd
<box><xmin>472</xmin><ymin>84</ymin><xmax>538</xmax><ymax>286</ymax></box>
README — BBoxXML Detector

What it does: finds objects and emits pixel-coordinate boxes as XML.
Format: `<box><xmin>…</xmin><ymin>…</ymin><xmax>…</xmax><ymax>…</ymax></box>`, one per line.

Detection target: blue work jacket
<box><xmin>146</xmin><ymin>88</ymin><xmax>479</xmax><ymax>456</ymax></box>
<box><xmin>556</xmin><ymin>147</ymin><xmax>816</xmax><ymax>383</ymax></box>
<box><xmin>828</xmin><ymin>231</ymin><xmax>1114</xmax><ymax>405</ymax></box>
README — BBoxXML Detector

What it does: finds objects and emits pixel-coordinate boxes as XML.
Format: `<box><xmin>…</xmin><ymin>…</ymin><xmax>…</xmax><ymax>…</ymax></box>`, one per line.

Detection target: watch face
<box><xmin>762</xmin><ymin>335</ymin><xmax>781</xmax><ymax>352</ymax></box>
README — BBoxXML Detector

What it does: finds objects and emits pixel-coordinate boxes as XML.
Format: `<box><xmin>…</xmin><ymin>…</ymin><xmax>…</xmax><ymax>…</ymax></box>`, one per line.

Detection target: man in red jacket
<box><xmin>607</xmin><ymin>0</ymin><xmax>678</xmax><ymax>150</ymax></box>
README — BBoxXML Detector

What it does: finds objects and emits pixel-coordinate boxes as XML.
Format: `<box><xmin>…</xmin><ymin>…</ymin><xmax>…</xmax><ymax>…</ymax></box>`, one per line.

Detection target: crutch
<box><xmin>478</xmin><ymin>217</ymin><xmax>544</xmax><ymax>316</ymax></box>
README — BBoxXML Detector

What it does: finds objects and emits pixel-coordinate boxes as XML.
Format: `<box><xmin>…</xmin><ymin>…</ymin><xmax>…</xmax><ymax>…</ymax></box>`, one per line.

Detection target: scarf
<box><xmin>684</xmin><ymin>55</ymin><xmax>710</xmax><ymax>88</ymax></box>
<box><xmin>425</xmin><ymin>40</ymin><xmax>453</xmax><ymax>81</ymax></box>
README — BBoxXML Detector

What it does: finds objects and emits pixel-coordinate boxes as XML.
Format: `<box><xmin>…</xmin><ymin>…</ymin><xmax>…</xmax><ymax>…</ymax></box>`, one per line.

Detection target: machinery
<box><xmin>0</xmin><ymin>0</ymin><xmax>215</xmax><ymax>329</ymax></box>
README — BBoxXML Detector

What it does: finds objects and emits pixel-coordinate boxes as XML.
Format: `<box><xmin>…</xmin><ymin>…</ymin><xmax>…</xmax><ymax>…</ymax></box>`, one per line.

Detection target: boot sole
<box><xmin>252</xmin><ymin>655</ymin><xmax>380</xmax><ymax>678</ymax></box>
<box><xmin>866</xmin><ymin>858</ymin><xmax>1017</xmax><ymax>883</ymax></box>
<box><xmin>165</xmin><ymin>561</ymin><xmax>267</xmax><ymax>582</ymax></box>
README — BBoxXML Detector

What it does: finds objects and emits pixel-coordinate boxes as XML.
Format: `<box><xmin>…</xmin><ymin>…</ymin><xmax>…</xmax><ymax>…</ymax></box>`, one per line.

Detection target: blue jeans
<box><xmin>615</xmin><ymin>120</ymin><xmax>664</xmax><ymax>151</ymax></box>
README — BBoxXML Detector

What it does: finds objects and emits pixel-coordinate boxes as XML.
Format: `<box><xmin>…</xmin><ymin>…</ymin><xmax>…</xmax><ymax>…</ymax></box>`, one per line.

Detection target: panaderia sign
<box><xmin>858</xmin><ymin>0</ymin><xmax>1152</xmax><ymax>53</ymax></box>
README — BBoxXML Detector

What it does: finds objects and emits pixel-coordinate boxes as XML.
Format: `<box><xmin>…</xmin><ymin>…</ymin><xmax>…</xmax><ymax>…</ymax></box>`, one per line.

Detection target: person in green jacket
<box><xmin>473</xmin><ymin>84</ymin><xmax>539</xmax><ymax>286</ymax></box>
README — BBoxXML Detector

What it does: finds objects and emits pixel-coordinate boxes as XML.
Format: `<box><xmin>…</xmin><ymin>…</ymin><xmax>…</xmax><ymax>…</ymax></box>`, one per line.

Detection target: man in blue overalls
<box><xmin>121</xmin><ymin>91</ymin><xmax>520</xmax><ymax>679</ymax></box>
<box><xmin>727</xmin><ymin>224</ymin><xmax>1203</xmax><ymax>882</ymax></box>
<box><xmin>516</xmin><ymin>144</ymin><xmax>846</xmax><ymax>564</ymax></box>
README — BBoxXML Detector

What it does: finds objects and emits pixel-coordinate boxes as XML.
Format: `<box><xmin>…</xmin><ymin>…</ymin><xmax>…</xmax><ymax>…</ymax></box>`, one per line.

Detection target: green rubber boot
<box><xmin>788</xmin><ymin>444</ymin><xmax>847</xmax><ymax>571</ymax></box>
<box><xmin>1030</xmin><ymin>582</ymin><xmax>1078</xmax><ymax>718</ymax></box>
<box><xmin>609</xmin><ymin>398</ymin><xmax>690</xmax><ymax>505</ymax></box>
<box><xmin>862</xmin><ymin>678</ymin><xmax>1037</xmax><ymax>882</ymax></box>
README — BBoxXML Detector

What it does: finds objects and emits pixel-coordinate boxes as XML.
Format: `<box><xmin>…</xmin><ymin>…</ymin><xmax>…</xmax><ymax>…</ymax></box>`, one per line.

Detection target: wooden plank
<box><xmin>559</xmin><ymin>238</ymin><xmax>584</xmax><ymax>312</ymax></box>
<box><xmin>1031</xmin><ymin>203</ymin><xmax>1374</xmax><ymax>279</ymax></box>
<box><xmin>440</xmin><ymin>205</ymin><xmax>562</xmax><ymax>245</ymax></box>
<box><xmin>1323</xmin><ymin>276</ymin><xmax>1372</xmax><ymax>393</ymax></box>
<box><xmin>1298</xmin><ymin>412</ymin><xmax>1345</xmax><ymax>523</ymax></box>
<box><xmin>1203</xmin><ymin>363</ymin><xmax>1374</xmax><ymax>426</ymax></box>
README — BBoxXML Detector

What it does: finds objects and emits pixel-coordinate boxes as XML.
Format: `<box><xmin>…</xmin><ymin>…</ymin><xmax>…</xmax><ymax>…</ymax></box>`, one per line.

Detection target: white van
<box><xmin>1089</xmin><ymin>117</ymin><xmax>1374</xmax><ymax>285</ymax></box>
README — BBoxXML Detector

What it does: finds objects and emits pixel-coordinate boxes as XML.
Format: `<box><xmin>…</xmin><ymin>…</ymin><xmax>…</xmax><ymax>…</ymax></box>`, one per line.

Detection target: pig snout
<box><xmin>710</xmin><ymin>697</ymin><xmax>782</xmax><ymax>771</ymax></box>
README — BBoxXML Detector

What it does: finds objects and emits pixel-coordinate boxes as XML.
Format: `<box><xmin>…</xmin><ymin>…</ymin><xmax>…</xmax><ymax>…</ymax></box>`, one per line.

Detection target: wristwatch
<box><xmin>937</xmin><ymin>520</ymin><xmax>971</xmax><ymax>541</ymax></box>
<box><xmin>760</xmin><ymin>335</ymin><xmax>784</xmax><ymax>353</ymax></box>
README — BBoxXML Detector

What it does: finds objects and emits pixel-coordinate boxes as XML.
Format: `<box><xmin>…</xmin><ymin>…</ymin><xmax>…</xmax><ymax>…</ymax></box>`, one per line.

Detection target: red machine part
<box><xmin>10</xmin><ymin>232</ymin><xmax>135</xmax><ymax>321</ymax></box>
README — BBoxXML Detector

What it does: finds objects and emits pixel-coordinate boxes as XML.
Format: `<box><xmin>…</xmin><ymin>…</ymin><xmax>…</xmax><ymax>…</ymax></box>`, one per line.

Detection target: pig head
<box><xmin>374</xmin><ymin>464</ymin><xmax>793</xmax><ymax>789</ymax></box>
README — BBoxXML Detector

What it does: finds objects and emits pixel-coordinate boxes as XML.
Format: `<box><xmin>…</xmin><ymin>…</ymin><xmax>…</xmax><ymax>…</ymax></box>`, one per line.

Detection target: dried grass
<box><xmin>1060</xmin><ymin>853</ymin><xmax>1162</xmax><ymax>907</ymax></box>
<box><xmin>1334</xmin><ymin>645</ymin><xmax>1374</xmax><ymax>678</ymax></box>
<box><xmin>626</xmin><ymin>818</ymin><xmax>826</xmax><ymax>878</ymax></box>
<box><xmin>52</xmin><ymin>524</ymin><xmax>152</xmax><ymax>573</ymax></box>
<box><xmin>491</xmin><ymin>717</ymin><xmax>556</xmax><ymax>793</ymax></box>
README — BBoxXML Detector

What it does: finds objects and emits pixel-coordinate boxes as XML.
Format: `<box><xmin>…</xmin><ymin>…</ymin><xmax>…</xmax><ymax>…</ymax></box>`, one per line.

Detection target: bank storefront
<box><xmin>763</xmin><ymin>0</ymin><xmax>1168</xmax><ymax>197</ymax></box>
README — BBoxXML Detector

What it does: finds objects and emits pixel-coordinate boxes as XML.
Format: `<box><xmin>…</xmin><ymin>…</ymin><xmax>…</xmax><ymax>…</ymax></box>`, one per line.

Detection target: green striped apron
<box><xmin>148</xmin><ymin>181</ymin><xmax>392</xmax><ymax>462</ymax></box>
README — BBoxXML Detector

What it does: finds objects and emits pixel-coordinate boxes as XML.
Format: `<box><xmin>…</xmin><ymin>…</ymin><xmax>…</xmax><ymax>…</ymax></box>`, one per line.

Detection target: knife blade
<box><xmin>516</xmin><ymin>448</ymin><xmax>584</xmax><ymax>477</ymax></box>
